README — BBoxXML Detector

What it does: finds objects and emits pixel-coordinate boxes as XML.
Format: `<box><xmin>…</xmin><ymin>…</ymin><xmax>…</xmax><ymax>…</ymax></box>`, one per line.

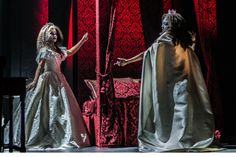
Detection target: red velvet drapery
<box><xmin>94</xmin><ymin>0</ymin><xmax>146</xmax><ymax>146</ymax></box>
<box><xmin>99</xmin><ymin>0</ymin><xmax>123</xmax><ymax>146</ymax></box>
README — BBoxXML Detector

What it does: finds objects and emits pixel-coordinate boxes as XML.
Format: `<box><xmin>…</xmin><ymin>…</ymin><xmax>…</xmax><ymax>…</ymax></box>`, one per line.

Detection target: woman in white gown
<box><xmin>9</xmin><ymin>22</ymin><xmax>90</xmax><ymax>150</ymax></box>
<box><xmin>115</xmin><ymin>10</ymin><xmax>214</xmax><ymax>152</ymax></box>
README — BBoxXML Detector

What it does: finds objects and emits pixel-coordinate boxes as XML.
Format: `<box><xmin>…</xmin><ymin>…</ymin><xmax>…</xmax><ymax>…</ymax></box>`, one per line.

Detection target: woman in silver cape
<box><xmin>115</xmin><ymin>10</ymin><xmax>215</xmax><ymax>152</ymax></box>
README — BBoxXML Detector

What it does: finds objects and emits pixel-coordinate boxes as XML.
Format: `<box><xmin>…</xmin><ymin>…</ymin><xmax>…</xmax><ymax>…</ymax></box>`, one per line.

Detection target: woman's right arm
<box><xmin>26</xmin><ymin>59</ymin><xmax>45</xmax><ymax>91</ymax></box>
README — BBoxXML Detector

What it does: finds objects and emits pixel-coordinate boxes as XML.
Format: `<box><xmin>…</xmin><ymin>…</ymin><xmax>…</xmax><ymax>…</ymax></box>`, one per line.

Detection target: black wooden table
<box><xmin>0</xmin><ymin>77</ymin><xmax>27</xmax><ymax>152</ymax></box>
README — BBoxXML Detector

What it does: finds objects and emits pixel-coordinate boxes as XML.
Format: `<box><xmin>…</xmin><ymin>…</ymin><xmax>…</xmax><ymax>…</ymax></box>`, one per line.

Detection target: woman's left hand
<box><xmin>82</xmin><ymin>32</ymin><xmax>89</xmax><ymax>42</ymax></box>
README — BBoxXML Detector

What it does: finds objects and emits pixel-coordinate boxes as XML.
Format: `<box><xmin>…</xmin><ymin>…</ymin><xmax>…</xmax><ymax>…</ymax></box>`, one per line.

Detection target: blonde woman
<box><xmin>10</xmin><ymin>23</ymin><xmax>90</xmax><ymax>150</ymax></box>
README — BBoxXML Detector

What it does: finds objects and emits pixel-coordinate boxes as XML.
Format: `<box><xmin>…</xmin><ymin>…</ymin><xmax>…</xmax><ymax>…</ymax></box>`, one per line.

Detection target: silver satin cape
<box><xmin>5</xmin><ymin>47</ymin><xmax>90</xmax><ymax>149</ymax></box>
<box><xmin>138</xmin><ymin>33</ymin><xmax>215</xmax><ymax>152</ymax></box>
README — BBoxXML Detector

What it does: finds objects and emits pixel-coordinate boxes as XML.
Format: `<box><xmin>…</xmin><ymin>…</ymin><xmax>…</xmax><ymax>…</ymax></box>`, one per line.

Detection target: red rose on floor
<box><xmin>214</xmin><ymin>130</ymin><xmax>221</xmax><ymax>140</ymax></box>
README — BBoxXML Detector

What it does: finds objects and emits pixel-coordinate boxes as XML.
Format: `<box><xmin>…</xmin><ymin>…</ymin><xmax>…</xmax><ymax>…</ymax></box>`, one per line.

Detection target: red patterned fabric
<box><xmin>82</xmin><ymin>97</ymin><xmax>139</xmax><ymax>146</ymax></box>
<box><xmin>77</xmin><ymin>0</ymin><xmax>96</xmax><ymax>78</ymax></box>
<box><xmin>84</xmin><ymin>78</ymin><xmax>141</xmax><ymax>99</ymax></box>
<box><xmin>83</xmin><ymin>99</ymin><xmax>96</xmax><ymax>116</ymax></box>
<box><xmin>97</xmin><ymin>0</ymin><xmax>145</xmax><ymax>146</ymax></box>
<box><xmin>113</xmin><ymin>78</ymin><xmax>140</xmax><ymax>98</ymax></box>
<box><xmin>93</xmin><ymin>114</ymin><xmax>101</xmax><ymax>146</ymax></box>
<box><xmin>83</xmin><ymin>77</ymin><xmax>141</xmax><ymax>146</ymax></box>
<box><xmin>76</xmin><ymin>0</ymin><xmax>97</xmax><ymax>118</ymax></box>
<box><xmin>112</xmin><ymin>0</ymin><xmax>146</xmax><ymax>78</ymax></box>
<box><xmin>100</xmin><ymin>1</ymin><xmax>119</xmax><ymax>143</ymax></box>
<box><xmin>100</xmin><ymin>74</ymin><xmax>123</xmax><ymax>147</ymax></box>
<box><xmin>116</xmin><ymin>98</ymin><xmax>139</xmax><ymax>146</ymax></box>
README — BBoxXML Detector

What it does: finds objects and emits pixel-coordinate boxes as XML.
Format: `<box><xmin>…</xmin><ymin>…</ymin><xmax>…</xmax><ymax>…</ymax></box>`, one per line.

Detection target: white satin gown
<box><xmin>5</xmin><ymin>47</ymin><xmax>90</xmax><ymax>150</ymax></box>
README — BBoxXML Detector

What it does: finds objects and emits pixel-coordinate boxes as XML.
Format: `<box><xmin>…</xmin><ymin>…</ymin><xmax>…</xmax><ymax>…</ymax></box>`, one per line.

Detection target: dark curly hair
<box><xmin>161</xmin><ymin>10</ymin><xmax>193</xmax><ymax>50</ymax></box>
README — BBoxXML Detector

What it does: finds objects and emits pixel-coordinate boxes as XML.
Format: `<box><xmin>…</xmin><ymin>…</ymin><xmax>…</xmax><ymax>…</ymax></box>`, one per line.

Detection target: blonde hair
<box><xmin>36</xmin><ymin>22</ymin><xmax>63</xmax><ymax>52</ymax></box>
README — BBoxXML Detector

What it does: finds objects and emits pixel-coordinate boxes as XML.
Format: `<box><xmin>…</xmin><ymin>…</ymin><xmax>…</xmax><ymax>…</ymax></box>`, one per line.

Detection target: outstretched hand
<box><xmin>82</xmin><ymin>32</ymin><xmax>89</xmax><ymax>43</ymax></box>
<box><xmin>114</xmin><ymin>57</ymin><xmax>129</xmax><ymax>67</ymax></box>
<box><xmin>191</xmin><ymin>31</ymin><xmax>196</xmax><ymax>43</ymax></box>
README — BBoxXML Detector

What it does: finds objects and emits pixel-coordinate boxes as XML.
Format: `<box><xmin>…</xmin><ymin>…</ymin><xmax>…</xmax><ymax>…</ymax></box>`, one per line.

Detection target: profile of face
<box><xmin>161</xmin><ymin>16</ymin><xmax>170</xmax><ymax>32</ymax></box>
<box><xmin>46</xmin><ymin>26</ymin><xmax>57</xmax><ymax>43</ymax></box>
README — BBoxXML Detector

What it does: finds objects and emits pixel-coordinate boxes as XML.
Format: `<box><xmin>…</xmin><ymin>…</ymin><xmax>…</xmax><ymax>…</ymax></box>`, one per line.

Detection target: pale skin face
<box><xmin>161</xmin><ymin>16</ymin><xmax>169</xmax><ymax>33</ymax></box>
<box><xmin>46</xmin><ymin>26</ymin><xmax>57</xmax><ymax>43</ymax></box>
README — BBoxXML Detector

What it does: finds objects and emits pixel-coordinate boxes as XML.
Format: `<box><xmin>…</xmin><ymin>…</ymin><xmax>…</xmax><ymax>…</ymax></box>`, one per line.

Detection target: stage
<box><xmin>3</xmin><ymin>145</ymin><xmax>236</xmax><ymax>153</ymax></box>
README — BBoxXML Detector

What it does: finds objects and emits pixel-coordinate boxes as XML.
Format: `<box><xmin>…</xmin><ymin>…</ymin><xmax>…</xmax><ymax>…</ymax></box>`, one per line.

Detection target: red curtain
<box><xmin>192</xmin><ymin>0</ymin><xmax>222</xmax><ymax>130</ymax></box>
<box><xmin>34</xmin><ymin>0</ymin><xmax>49</xmax><ymax>32</ymax></box>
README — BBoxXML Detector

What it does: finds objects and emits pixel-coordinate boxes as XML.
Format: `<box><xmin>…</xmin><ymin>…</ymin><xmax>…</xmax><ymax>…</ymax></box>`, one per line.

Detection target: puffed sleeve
<box><xmin>36</xmin><ymin>48</ymin><xmax>51</xmax><ymax>63</ymax></box>
<box><xmin>59</xmin><ymin>46</ymin><xmax>68</xmax><ymax>61</ymax></box>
